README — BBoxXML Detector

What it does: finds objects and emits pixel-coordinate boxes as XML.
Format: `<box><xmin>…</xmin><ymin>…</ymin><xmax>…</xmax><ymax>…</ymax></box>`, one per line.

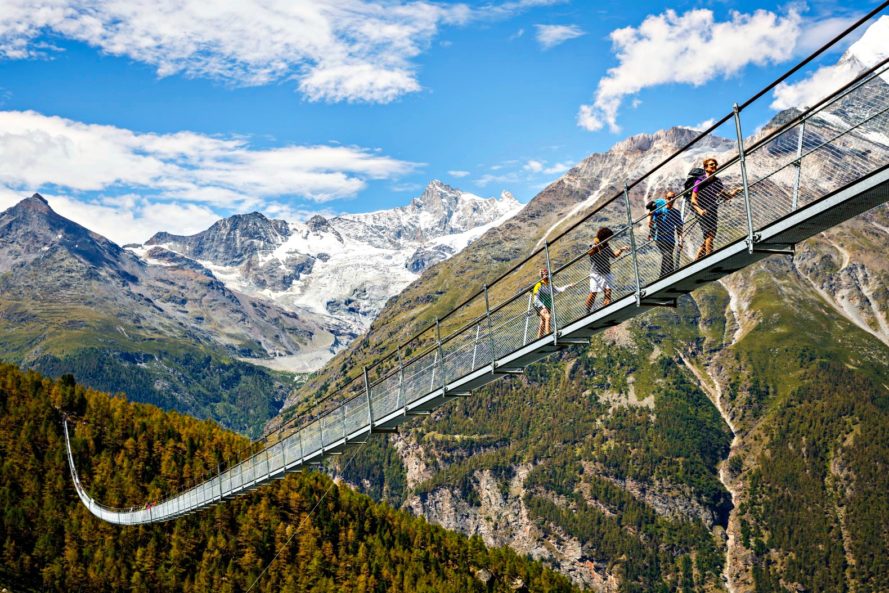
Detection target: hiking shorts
<box><xmin>589</xmin><ymin>272</ymin><xmax>614</xmax><ymax>293</ymax></box>
<box><xmin>700</xmin><ymin>210</ymin><xmax>718</xmax><ymax>238</ymax></box>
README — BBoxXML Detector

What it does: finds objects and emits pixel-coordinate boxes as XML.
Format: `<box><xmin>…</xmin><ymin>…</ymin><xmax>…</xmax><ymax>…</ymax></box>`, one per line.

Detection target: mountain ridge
<box><xmin>137</xmin><ymin>180</ymin><xmax>522</xmax><ymax>370</ymax></box>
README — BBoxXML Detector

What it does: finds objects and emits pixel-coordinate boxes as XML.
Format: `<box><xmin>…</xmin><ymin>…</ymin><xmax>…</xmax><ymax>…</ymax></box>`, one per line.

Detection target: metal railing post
<box><xmin>435</xmin><ymin>317</ymin><xmax>447</xmax><ymax>394</ymax></box>
<box><xmin>279</xmin><ymin>438</ymin><xmax>286</xmax><ymax>472</ymax></box>
<box><xmin>364</xmin><ymin>366</ymin><xmax>375</xmax><ymax>432</ymax></box>
<box><xmin>522</xmin><ymin>294</ymin><xmax>532</xmax><ymax>345</ymax></box>
<box><xmin>319</xmin><ymin>416</ymin><xmax>325</xmax><ymax>453</ymax></box>
<box><xmin>429</xmin><ymin>349</ymin><xmax>438</xmax><ymax>391</ymax></box>
<box><xmin>543</xmin><ymin>240</ymin><xmax>559</xmax><ymax>344</ymax></box>
<box><xmin>733</xmin><ymin>103</ymin><xmax>755</xmax><ymax>253</ymax></box>
<box><xmin>397</xmin><ymin>346</ymin><xmax>407</xmax><ymax>416</ymax></box>
<box><xmin>471</xmin><ymin>323</ymin><xmax>481</xmax><ymax>369</ymax></box>
<box><xmin>298</xmin><ymin>427</ymin><xmax>304</xmax><ymax>464</ymax></box>
<box><xmin>792</xmin><ymin>114</ymin><xmax>806</xmax><ymax>211</ymax></box>
<box><xmin>218</xmin><ymin>463</ymin><xmax>223</xmax><ymax>501</ymax></box>
<box><xmin>341</xmin><ymin>402</ymin><xmax>347</xmax><ymax>443</ymax></box>
<box><xmin>484</xmin><ymin>284</ymin><xmax>495</xmax><ymax>368</ymax></box>
<box><xmin>623</xmin><ymin>183</ymin><xmax>642</xmax><ymax>305</ymax></box>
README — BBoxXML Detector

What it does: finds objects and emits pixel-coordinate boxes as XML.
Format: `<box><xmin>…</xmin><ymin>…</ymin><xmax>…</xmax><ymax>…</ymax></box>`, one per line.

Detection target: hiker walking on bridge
<box><xmin>648</xmin><ymin>192</ymin><xmax>684</xmax><ymax>278</ymax></box>
<box><xmin>532</xmin><ymin>268</ymin><xmax>565</xmax><ymax>339</ymax></box>
<box><xmin>586</xmin><ymin>227</ymin><xmax>627</xmax><ymax>313</ymax></box>
<box><xmin>691</xmin><ymin>158</ymin><xmax>740</xmax><ymax>259</ymax></box>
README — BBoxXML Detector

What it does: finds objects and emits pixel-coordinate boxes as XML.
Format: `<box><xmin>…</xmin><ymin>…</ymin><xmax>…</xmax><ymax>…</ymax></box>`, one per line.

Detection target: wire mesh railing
<box><xmin>65</xmin><ymin>9</ymin><xmax>889</xmax><ymax>524</ymax></box>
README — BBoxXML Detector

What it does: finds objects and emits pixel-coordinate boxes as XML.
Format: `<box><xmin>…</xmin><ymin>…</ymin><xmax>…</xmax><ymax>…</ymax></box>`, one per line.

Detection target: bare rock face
<box><xmin>147</xmin><ymin>212</ymin><xmax>291</xmax><ymax>266</ymax></box>
<box><xmin>406</xmin><ymin>244</ymin><xmax>456</xmax><ymax>273</ymax></box>
<box><xmin>405</xmin><ymin>464</ymin><xmax>615</xmax><ymax>590</ymax></box>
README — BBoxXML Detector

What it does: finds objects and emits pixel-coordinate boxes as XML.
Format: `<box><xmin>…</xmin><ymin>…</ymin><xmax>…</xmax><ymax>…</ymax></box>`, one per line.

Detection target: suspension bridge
<box><xmin>65</xmin><ymin>13</ymin><xmax>889</xmax><ymax>525</ymax></box>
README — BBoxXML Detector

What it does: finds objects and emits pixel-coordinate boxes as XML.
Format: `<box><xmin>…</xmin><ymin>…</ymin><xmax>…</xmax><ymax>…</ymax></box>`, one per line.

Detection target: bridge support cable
<box><xmin>64</xmin><ymin>28</ymin><xmax>889</xmax><ymax>525</ymax></box>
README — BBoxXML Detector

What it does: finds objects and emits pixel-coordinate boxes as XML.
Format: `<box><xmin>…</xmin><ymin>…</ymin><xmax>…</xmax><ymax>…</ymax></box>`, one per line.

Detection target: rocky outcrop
<box><xmin>406</xmin><ymin>244</ymin><xmax>455</xmax><ymax>273</ymax></box>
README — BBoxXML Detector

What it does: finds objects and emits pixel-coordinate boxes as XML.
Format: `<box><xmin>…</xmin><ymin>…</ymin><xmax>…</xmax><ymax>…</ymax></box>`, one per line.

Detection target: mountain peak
<box><xmin>306</xmin><ymin>214</ymin><xmax>333</xmax><ymax>233</ymax></box>
<box><xmin>499</xmin><ymin>190</ymin><xmax>520</xmax><ymax>204</ymax></box>
<box><xmin>28</xmin><ymin>192</ymin><xmax>49</xmax><ymax>205</ymax></box>
<box><xmin>13</xmin><ymin>193</ymin><xmax>52</xmax><ymax>214</ymax></box>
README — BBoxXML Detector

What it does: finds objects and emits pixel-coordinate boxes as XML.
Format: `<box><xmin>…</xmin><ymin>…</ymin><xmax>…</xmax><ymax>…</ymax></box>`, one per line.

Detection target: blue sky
<box><xmin>0</xmin><ymin>0</ymin><xmax>883</xmax><ymax>244</ymax></box>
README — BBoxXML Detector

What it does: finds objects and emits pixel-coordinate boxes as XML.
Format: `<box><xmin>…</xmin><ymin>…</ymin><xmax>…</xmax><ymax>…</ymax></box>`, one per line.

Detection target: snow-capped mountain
<box><xmin>134</xmin><ymin>180</ymin><xmax>521</xmax><ymax>370</ymax></box>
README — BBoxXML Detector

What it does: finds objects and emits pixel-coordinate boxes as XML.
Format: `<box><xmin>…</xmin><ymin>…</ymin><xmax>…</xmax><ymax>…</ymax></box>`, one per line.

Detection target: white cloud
<box><xmin>687</xmin><ymin>118</ymin><xmax>716</xmax><ymax>132</ymax></box>
<box><xmin>578</xmin><ymin>8</ymin><xmax>802</xmax><ymax>133</ymax></box>
<box><xmin>535</xmin><ymin>24</ymin><xmax>585</xmax><ymax>49</ymax></box>
<box><xmin>475</xmin><ymin>172</ymin><xmax>519</xmax><ymax>187</ymax></box>
<box><xmin>772</xmin><ymin>15</ymin><xmax>889</xmax><ymax>111</ymax></box>
<box><xmin>0</xmin><ymin>0</ymin><xmax>558</xmax><ymax>104</ymax></box>
<box><xmin>0</xmin><ymin>110</ymin><xmax>416</xmax><ymax>204</ymax></box>
<box><xmin>795</xmin><ymin>15</ymin><xmax>864</xmax><ymax>56</ymax></box>
<box><xmin>770</xmin><ymin>60</ymin><xmax>860</xmax><ymax>111</ymax></box>
<box><xmin>448</xmin><ymin>169</ymin><xmax>470</xmax><ymax>177</ymax></box>
<box><xmin>522</xmin><ymin>159</ymin><xmax>570</xmax><ymax>175</ymax></box>
<box><xmin>577</xmin><ymin>104</ymin><xmax>604</xmax><ymax>132</ymax></box>
<box><xmin>543</xmin><ymin>161</ymin><xmax>571</xmax><ymax>175</ymax></box>
<box><xmin>0</xmin><ymin>185</ymin><xmax>21</xmax><ymax>211</ymax></box>
<box><xmin>46</xmin><ymin>193</ymin><xmax>221</xmax><ymax>245</ymax></box>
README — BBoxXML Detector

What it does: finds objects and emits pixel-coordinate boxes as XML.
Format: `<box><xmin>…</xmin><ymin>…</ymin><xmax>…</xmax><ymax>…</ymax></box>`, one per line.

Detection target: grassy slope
<box><xmin>0</xmin><ymin>299</ymin><xmax>294</xmax><ymax>437</ymax></box>
<box><xmin>713</xmin><ymin>253</ymin><xmax>889</xmax><ymax>593</ymax></box>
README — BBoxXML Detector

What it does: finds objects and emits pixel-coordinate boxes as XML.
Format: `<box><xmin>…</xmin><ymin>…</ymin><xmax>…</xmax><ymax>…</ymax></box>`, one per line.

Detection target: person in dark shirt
<box><xmin>585</xmin><ymin>227</ymin><xmax>627</xmax><ymax>313</ymax></box>
<box><xmin>691</xmin><ymin>158</ymin><xmax>739</xmax><ymax>259</ymax></box>
<box><xmin>647</xmin><ymin>191</ymin><xmax>684</xmax><ymax>278</ymax></box>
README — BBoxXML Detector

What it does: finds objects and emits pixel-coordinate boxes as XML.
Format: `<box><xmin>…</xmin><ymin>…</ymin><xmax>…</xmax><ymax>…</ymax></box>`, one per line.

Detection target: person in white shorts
<box><xmin>585</xmin><ymin>227</ymin><xmax>627</xmax><ymax>313</ymax></box>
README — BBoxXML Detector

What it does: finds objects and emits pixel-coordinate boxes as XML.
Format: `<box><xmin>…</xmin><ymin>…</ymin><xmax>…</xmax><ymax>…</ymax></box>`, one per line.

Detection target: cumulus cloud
<box><xmin>0</xmin><ymin>0</ymin><xmax>561</xmax><ymax>104</ymax></box>
<box><xmin>0</xmin><ymin>0</ymin><xmax>468</xmax><ymax>103</ymax></box>
<box><xmin>535</xmin><ymin>24</ymin><xmax>585</xmax><ymax>49</ymax></box>
<box><xmin>524</xmin><ymin>159</ymin><xmax>544</xmax><ymax>172</ymax></box>
<box><xmin>0</xmin><ymin>110</ymin><xmax>416</xmax><ymax>204</ymax></box>
<box><xmin>448</xmin><ymin>169</ymin><xmax>470</xmax><ymax>177</ymax></box>
<box><xmin>578</xmin><ymin>8</ymin><xmax>802</xmax><ymax>132</ymax></box>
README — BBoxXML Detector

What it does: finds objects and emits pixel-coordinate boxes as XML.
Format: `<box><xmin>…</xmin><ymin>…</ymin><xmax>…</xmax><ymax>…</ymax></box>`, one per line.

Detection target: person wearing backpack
<box><xmin>648</xmin><ymin>192</ymin><xmax>683</xmax><ymax>278</ymax></box>
<box><xmin>532</xmin><ymin>267</ymin><xmax>566</xmax><ymax>339</ymax></box>
<box><xmin>690</xmin><ymin>158</ymin><xmax>739</xmax><ymax>259</ymax></box>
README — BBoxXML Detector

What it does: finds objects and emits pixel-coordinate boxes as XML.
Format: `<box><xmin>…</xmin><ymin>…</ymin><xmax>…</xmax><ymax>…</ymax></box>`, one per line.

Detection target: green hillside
<box><xmin>0</xmin><ymin>364</ymin><xmax>577</xmax><ymax>593</ymax></box>
<box><xmin>0</xmin><ymin>301</ymin><xmax>294</xmax><ymax>438</ymax></box>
